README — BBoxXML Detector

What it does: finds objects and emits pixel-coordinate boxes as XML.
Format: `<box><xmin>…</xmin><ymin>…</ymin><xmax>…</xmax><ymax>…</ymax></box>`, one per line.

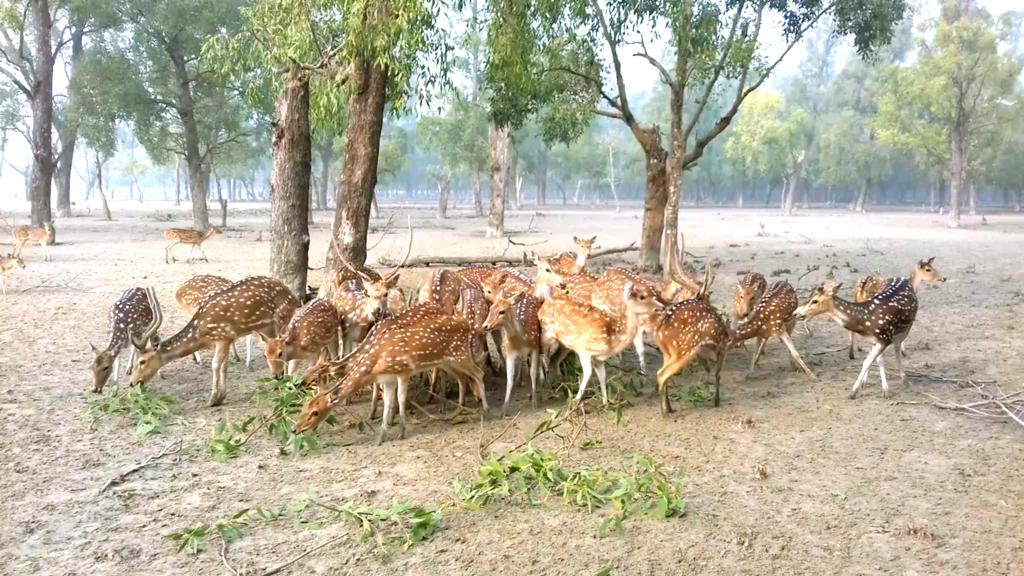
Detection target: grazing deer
<box><xmin>175</xmin><ymin>274</ymin><xmax>247</xmax><ymax>365</ymax></box>
<box><xmin>730</xmin><ymin>280</ymin><xmax>816</xmax><ymax>379</ymax></box>
<box><xmin>130</xmin><ymin>276</ymin><xmax>300</xmax><ymax>406</ymax></box>
<box><xmin>483</xmin><ymin>286</ymin><xmax>544</xmax><ymax>415</ymax></box>
<box><xmin>294</xmin><ymin>313</ymin><xmax>486</xmax><ymax>443</ymax></box>
<box><xmin>264</xmin><ymin>298</ymin><xmax>340</xmax><ymax>378</ymax></box>
<box><xmin>539</xmin><ymin>281</ymin><xmax>661</xmax><ymax>405</ymax></box>
<box><xmin>90</xmin><ymin>287</ymin><xmax>162</xmax><ymax>392</ymax></box>
<box><xmin>652</xmin><ymin>266</ymin><xmax>731</xmax><ymax>415</ymax></box>
<box><xmin>163</xmin><ymin>227</ymin><xmax>223</xmax><ymax>263</ymax></box>
<box><xmin>733</xmin><ymin>272</ymin><xmax>768</xmax><ymax>320</ymax></box>
<box><xmin>13</xmin><ymin>222</ymin><xmax>55</xmax><ymax>261</ymax></box>
<box><xmin>550</xmin><ymin>235</ymin><xmax>597</xmax><ymax>275</ymax></box>
<box><xmin>0</xmin><ymin>253</ymin><xmax>25</xmax><ymax>295</ymax></box>
<box><xmin>794</xmin><ymin>259</ymin><xmax>944</xmax><ymax>399</ymax></box>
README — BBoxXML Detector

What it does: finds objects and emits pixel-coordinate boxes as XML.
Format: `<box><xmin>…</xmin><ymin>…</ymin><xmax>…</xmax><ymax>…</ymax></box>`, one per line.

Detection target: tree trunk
<box><xmin>54</xmin><ymin>25</ymin><xmax>85</xmax><ymax>218</ymax></box>
<box><xmin>968</xmin><ymin>180</ymin><xmax>977</xmax><ymax>216</ymax></box>
<box><xmin>269</xmin><ymin>72</ymin><xmax>312</xmax><ymax>300</ymax></box>
<box><xmin>317</xmin><ymin>144</ymin><xmax>331</xmax><ymax>210</ymax></box>
<box><xmin>486</xmin><ymin>125</ymin><xmax>510</xmax><ymax>238</ymax></box>
<box><xmin>471</xmin><ymin>167</ymin><xmax>483</xmax><ymax>215</ymax></box>
<box><xmin>607</xmin><ymin>142</ymin><xmax>621</xmax><ymax>213</ymax></box>
<box><xmin>783</xmin><ymin>152</ymin><xmax>804</xmax><ymax>217</ymax></box>
<box><xmin>331</xmin><ymin>56</ymin><xmax>386</xmax><ymax>267</ymax></box>
<box><xmin>638</xmin><ymin>128</ymin><xmax>668</xmax><ymax>272</ymax></box>
<box><xmin>436</xmin><ymin>173</ymin><xmax>450</xmax><ymax>219</ymax></box>
<box><xmin>737</xmin><ymin>184</ymin><xmax>744</xmax><ymax>208</ymax></box>
<box><xmin>948</xmin><ymin>124</ymin><xmax>965</xmax><ymax>227</ymax></box>
<box><xmin>168</xmin><ymin>46</ymin><xmax>209</xmax><ymax>230</ymax></box>
<box><xmin>537</xmin><ymin>147</ymin><xmax>548</xmax><ymax>205</ymax></box>
<box><xmin>95</xmin><ymin>153</ymin><xmax>111</xmax><ymax>221</ymax></box>
<box><xmin>28</xmin><ymin>0</ymin><xmax>54</xmax><ymax>226</ymax></box>
<box><xmin>174</xmin><ymin>157</ymin><xmax>182</xmax><ymax>205</ymax></box>
<box><xmin>853</xmin><ymin>180</ymin><xmax>868</xmax><ymax>213</ymax></box>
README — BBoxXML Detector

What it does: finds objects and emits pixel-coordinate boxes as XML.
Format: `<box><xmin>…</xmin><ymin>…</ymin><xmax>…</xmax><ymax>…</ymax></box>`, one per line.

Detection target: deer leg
<box><xmin>245</xmin><ymin>335</ymin><xmax>253</xmax><ymax>369</ymax></box>
<box><xmin>112</xmin><ymin>357</ymin><xmax>120</xmax><ymax>382</ymax></box>
<box><xmin>633</xmin><ymin>328</ymin><xmax>647</xmax><ymax>376</ymax></box>
<box><xmin>892</xmin><ymin>334</ymin><xmax>908</xmax><ymax>387</ymax></box>
<box><xmin>656</xmin><ymin>348</ymin><xmax>701</xmax><ymax>416</ymax></box>
<box><xmin>848</xmin><ymin>332</ymin><xmax>856</xmax><ymax>360</ymax></box>
<box><xmin>230</xmin><ymin>341</ymin><xmax>241</xmax><ymax>362</ymax></box>
<box><xmin>780</xmin><ymin>332</ymin><xmax>816</xmax><ymax>380</ymax></box>
<box><xmin>574</xmin><ymin>354</ymin><xmax>594</xmax><ymax>404</ymax></box>
<box><xmin>850</xmin><ymin>343</ymin><xmax>885</xmax><ymax>399</ymax></box>
<box><xmin>185</xmin><ymin>244</ymin><xmax>196</xmax><ymax>263</ymax></box>
<box><xmin>126</xmin><ymin>347</ymin><xmax>136</xmax><ymax>376</ymax></box>
<box><xmin>396</xmin><ymin>375</ymin><xmax>409</xmax><ymax>440</ymax></box>
<box><xmin>0</xmin><ymin>276</ymin><xmax>5</xmax><ymax>296</ymax></box>
<box><xmin>594</xmin><ymin>360</ymin><xmax>608</xmax><ymax>405</ymax></box>
<box><xmin>503</xmin><ymin>351</ymin><xmax>518</xmax><ymax>417</ymax></box>
<box><xmin>714</xmin><ymin>350</ymin><xmax>725</xmax><ymax>407</ymax></box>
<box><xmin>899</xmin><ymin>341</ymin><xmax>909</xmax><ymax>358</ymax></box>
<box><xmin>875</xmin><ymin>352</ymin><xmax>890</xmax><ymax>398</ymax></box>
<box><xmin>209</xmin><ymin>342</ymin><xmax>230</xmax><ymax>406</ymax></box>
<box><xmin>802</xmin><ymin>319</ymin><xmax>813</xmax><ymax>336</ymax></box>
<box><xmin>367</xmin><ymin>381</ymin><xmax>379</xmax><ymax>421</ymax></box>
<box><xmin>43</xmin><ymin>243</ymin><xmax>49</xmax><ymax>262</ymax></box>
<box><xmin>378</xmin><ymin>378</ymin><xmax>397</xmax><ymax>444</ymax></box>
<box><xmin>529</xmin><ymin>350</ymin><xmax>540</xmax><ymax>408</ymax></box>
<box><xmin>199</xmin><ymin>244</ymin><xmax>210</xmax><ymax>262</ymax></box>
<box><xmin>746</xmin><ymin>338</ymin><xmax>768</xmax><ymax>378</ymax></box>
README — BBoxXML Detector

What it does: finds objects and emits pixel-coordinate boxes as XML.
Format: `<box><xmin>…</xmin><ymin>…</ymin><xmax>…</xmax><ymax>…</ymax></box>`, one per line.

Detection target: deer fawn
<box><xmin>163</xmin><ymin>227</ymin><xmax>223</xmax><ymax>263</ymax></box>
<box><xmin>175</xmin><ymin>274</ymin><xmax>248</xmax><ymax>366</ymax></box>
<box><xmin>13</xmin><ymin>222</ymin><xmax>54</xmax><ymax>261</ymax></box>
<box><xmin>0</xmin><ymin>253</ymin><xmax>25</xmax><ymax>295</ymax></box>
<box><xmin>90</xmin><ymin>287</ymin><xmax>162</xmax><ymax>392</ymax></box>
<box><xmin>730</xmin><ymin>280</ymin><xmax>816</xmax><ymax>379</ymax></box>
<box><xmin>295</xmin><ymin>313</ymin><xmax>485</xmax><ymax>443</ymax></box>
<box><xmin>652</xmin><ymin>266</ymin><xmax>731</xmax><ymax>415</ymax></box>
<box><xmin>539</xmin><ymin>281</ymin><xmax>661</xmax><ymax>405</ymax></box>
<box><xmin>264</xmin><ymin>298</ymin><xmax>340</xmax><ymax>378</ymax></box>
<box><xmin>550</xmin><ymin>235</ymin><xmax>597</xmax><ymax>275</ymax></box>
<box><xmin>130</xmin><ymin>276</ymin><xmax>299</xmax><ymax>406</ymax></box>
<box><xmin>733</xmin><ymin>272</ymin><xmax>768</xmax><ymax>320</ymax></box>
<box><xmin>482</xmin><ymin>286</ymin><xmax>544</xmax><ymax>415</ymax></box>
<box><xmin>794</xmin><ymin>259</ymin><xmax>945</xmax><ymax>399</ymax></box>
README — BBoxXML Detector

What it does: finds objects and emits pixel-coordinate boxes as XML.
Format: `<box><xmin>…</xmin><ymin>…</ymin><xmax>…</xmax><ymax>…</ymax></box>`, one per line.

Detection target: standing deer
<box><xmin>90</xmin><ymin>287</ymin><xmax>162</xmax><ymax>393</ymax></box>
<box><xmin>550</xmin><ymin>235</ymin><xmax>597</xmax><ymax>275</ymax></box>
<box><xmin>733</xmin><ymin>272</ymin><xmax>768</xmax><ymax>320</ymax></box>
<box><xmin>848</xmin><ymin>274</ymin><xmax>887</xmax><ymax>359</ymax></box>
<box><xmin>482</xmin><ymin>286</ymin><xmax>544</xmax><ymax>415</ymax></box>
<box><xmin>539</xmin><ymin>281</ymin><xmax>661</xmax><ymax>405</ymax></box>
<box><xmin>13</xmin><ymin>222</ymin><xmax>55</xmax><ymax>261</ymax></box>
<box><xmin>175</xmin><ymin>274</ymin><xmax>247</xmax><ymax>366</ymax></box>
<box><xmin>794</xmin><ymin>259</ymin><xmax>944</xmax><ymax>399</ymax></box>
<box><xmin>130</xmin><ymin>276</ymin><xmax>299</xmax><ymax>406</ymax></box>
<box><xmin>652</xmin><ymin>266</ymin><xmax>731</xmax><ymax>415</ymax></box>
<box><xmin>163</xmin><ymin>227</ymin><xmax>223</xmax><ymax>263</ymax></box>
<box><xmin>0</xmin><ymin>253</ymin><xmax>25</xmax><ymax>295</ymax></box>
<box><xmin>730</xmin><ymin>280</ymin><xmax>816</xmax><ymax>379</ymax></box>
<box><xmin>264</xmin><ymin>298</ymin><xmax>340</xmax><ymax>378</ymax></box>
<box><xmin>294</xmin><ymin>313</ymin><xmax>485</xmax><ymax>443</ymax></box>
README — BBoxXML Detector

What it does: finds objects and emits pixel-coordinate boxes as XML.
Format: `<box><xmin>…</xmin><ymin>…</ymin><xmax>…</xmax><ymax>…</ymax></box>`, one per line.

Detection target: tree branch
<box><xmin>682</xmin><ymin>0</ymin><xmax>746</xmax><ymax>141</ymax></box>
<box><xmin>630</xmin><ymin>37</ymin><xmax>674</xmax><ymax>87</ymax></box>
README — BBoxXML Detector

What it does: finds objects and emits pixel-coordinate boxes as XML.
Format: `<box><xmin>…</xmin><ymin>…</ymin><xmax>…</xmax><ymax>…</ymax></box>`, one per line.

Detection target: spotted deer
<box><xmin>130</xmin><ymin>276</ymin><xmax>299</xmax><ymax>406</ymax></box>
<box><xmin>163</xmin><ymin>227</ymin><xmax>223</xmax><ymax>263</ymax></box>
<box><xmin>294</xmin><ymin>313</ymin><xmax>485</xmax><ymax>443</ymax></box>
<box><xmin>0</xmin><ymin>253</ymin><xmax>25</xmax><ymax>295</ymax></box>
<box><xmin>175</xmin><ymin>274</ymin><xmax>247</xmax><ymax>366</ymax></box>
<box><xmin>652</xmin><ymin>266</ymin><xmax>731</xmax><ymax>415</ymax></box>
<box><xmin>730</xmin><ymin>280</ymin><xmax>816</xmax><ymax>379</ymax></box>
<box><xmin>482</xmin><ymin>285</ymin><xmax>544</xmax><ymax>414</ymax></box>
<box><xmin>90</xmin><ymin>287</ymin><xmax>162</xmax><ymax>393</ymax></box>
<box><xmin>13</xmin><ymin>222</ymin><xmax>54</xmax><ymax>261</ymax></box>
<box><xmin>550</xmin><ymin>235</ymin><xmax>597</xmax><ymax>275</ymax></box>
<box><xmin>538</xmin><ymin>281</ymin><xmax>661</xmax><ymax>405</ymax></box>
<box><xmin>733</xmin><ymin>272</ymin><xmax>768</xmax><ymax>320</ymax></box>
<box><xmin>458</xmin><ymin>265</ymin><xmax>534</xmax><ymax>299</ymax></box>
<box><xmin>264</xmin><ymin>298</ymin><xmax>340</xmax><ymax>378</ymax></box>
<box><xmin>795</xmin><ymin>258</ymin><xmax>945</xmax><ymax>399</ymax></box>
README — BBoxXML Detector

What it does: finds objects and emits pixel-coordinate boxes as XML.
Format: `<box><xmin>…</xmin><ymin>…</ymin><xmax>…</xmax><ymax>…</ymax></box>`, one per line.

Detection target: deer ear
<box><xmin>90</xmin><ymin>343</ymin><xmax>100</xmax><ymax>356</ymax></box>
<box><xmin>573</xmin><ymin>236</ymin><xmax>581</xmax><ymax>243</ymax></box>
<box><xmin>926</xmin><ymin>256</ymin><xmax>935</xmax><ymax>265</ymax></box>
<box><xmin>386</xmin><ymin>274</ymin><xmax>400</xmax><ymax>289</ymax></box>
<box><xmin>622</xmin><ymin>281</ymin><xmax>634</xmax><ymax>301</ymax></box>
<box><xmin>589</xmin><ymin>235</ymin><xmax>597</xmax><ymax>244</ymax></box>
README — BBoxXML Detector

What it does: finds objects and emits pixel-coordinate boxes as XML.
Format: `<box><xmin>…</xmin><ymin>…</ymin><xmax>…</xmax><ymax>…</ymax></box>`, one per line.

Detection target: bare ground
<box><xmin>1</xmin><ymin>204</ymin><xmax>1022</xmax><ymax>576</ymax></box>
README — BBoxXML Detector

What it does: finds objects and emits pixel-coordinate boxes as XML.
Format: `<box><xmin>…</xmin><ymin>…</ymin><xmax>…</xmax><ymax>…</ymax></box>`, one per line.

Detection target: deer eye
<box><xmin>140</xmin><ymin>359</ymin><xmax>147</xmax><ymax>366</ymax></box>
<box><xmin>925</xmin><ymin>267</ymin><xmax>932</xmax><ymax>272</ymax></box>
<box><xmin>311</xmin><ymin>410</ymin><xmax>320</xmax><ymax>417</ymax></box>
<box><xmin>810</xmin><ymin>299</ymin><xmax>819</xmax><ymax>305</ymax></box>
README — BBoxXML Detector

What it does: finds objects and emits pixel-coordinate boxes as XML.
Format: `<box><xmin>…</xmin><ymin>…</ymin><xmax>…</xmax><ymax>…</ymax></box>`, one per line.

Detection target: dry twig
<box><xmin>258</xmin><ymin>533</ymin><xmax>349</xmax><ymax>576</ymax></box>
<box><xmin>98</xmin><ymin>438</ymin><xmax>182</xmax><ymax>494</ymax></box>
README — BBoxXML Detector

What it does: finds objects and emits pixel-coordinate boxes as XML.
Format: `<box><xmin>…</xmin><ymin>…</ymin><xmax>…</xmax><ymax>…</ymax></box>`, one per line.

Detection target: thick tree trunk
<box><xmin>29</xmin><ymin>0</ymin><xmax>54</xmax><ymax>226</ymax></box>
<box><xmin>486</xmin><ymin>125</ymin><xmax>510</xmax><ymax>238</ymax></box>
<box><xmin>638</xmin><ymin>128</ymin><xmax>668</xmax><ymax>272</ymax></box>
<box><xmin>331</xmin><ymin>56</ymin><xmax>386</xmax><ymax>267</ymax></box>
<box><xmin>270</xmin><ymin>72</ymin><xmax>312</xmax><ymax>299</ymax></box>
<box><xmin>168</xmin><ymin>47</ymin><xmax>209</xmax><ymax>229</ymax></box>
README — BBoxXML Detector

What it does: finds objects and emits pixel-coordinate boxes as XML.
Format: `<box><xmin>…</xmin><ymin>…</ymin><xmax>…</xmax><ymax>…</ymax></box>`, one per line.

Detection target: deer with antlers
<box><xmin>0</xmin><ymin>253</ymin><xmax>25</xmax><ymax>295</ymax></box>
<box><xmin>13</xmin><ymin>222</ymin><xmax>54</xmax><ymax>261</ymax></box>
<box><xmin>163</xmin><ymin>227</ymin><xmax>223</xmax><ymax>263</ymax></box>
<box><xmin>794</xmin><ymin>259</ymin><xmax>945</xmax><ymax>399</ymax></box>
<box><xmin>130</xmin><ymin>276</ymin><xmax>300</xmax><ymax>406</ymax></box>
<box><xmin>90</xmin><ymin>287</ymin><xmax>162</xmax><ymax>393</ymax></box>
<box><xmin>295</xmin><ymin>309</ymin><xmax>486</xmax><ymax>443</ymax></box>
<box><xmin>652</xmin><ymin>266</ymin><xmax>731</xmax><ymax>415</ymax></box>
<box><xmin>550</xmin><ymin>235</ymin><xmax>597</xmax><ymax>275</ymax></box>
<box><xmin>539</xmin><ymin>279</ymin><xmax>662</xmax><ymax>406</ymax></box>
<box><xmin>730</xmin><ymin>280</ymin><xmax>816</xmax><ymax>379</ymax></box>
<box><xmin>264</xmin><ymin>298</ymin><xmax>340</xmax><ymax>378</ymax></box>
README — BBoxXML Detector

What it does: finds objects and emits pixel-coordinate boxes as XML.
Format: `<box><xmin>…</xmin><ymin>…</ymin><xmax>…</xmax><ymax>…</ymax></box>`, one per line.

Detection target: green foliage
<box><xmin>670</xmin><ymin>384</ymin><xmax>713</xmax><ymax>407</ymax></box>
<box><xmin>726</xmin><ymin>91</ymin><xmax>810</xmax><ymax>185</ymax></box>
<box><xmin>87</xmin><ymin>387</ymin><xmax>179</xmax><ymax>438</ymax></box>
<box><xmin>456</xmin><ymin>448</ymin><xmax>685</xmax><ymax>536</ymax></box>
<box><xmin>204</xmin><ymin>417</ymin><xmax>257</xmax><ymax>461</ymax></box>
<box><xmin>418</xmin><ymin>93</ymin><xmax>489</xmax><ymax>177</ymax></box>
<box><xmin>169</xmin><ymin>495</ymin><xmax>442</xmax><ymax>556</ymax></box>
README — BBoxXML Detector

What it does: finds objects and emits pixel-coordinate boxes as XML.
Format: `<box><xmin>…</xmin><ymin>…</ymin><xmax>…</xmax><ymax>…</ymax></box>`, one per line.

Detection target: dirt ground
<box><xmin>1</xmin><ymin>203</ymin><xmax>1022</xmax><ymax>576</ymax></box>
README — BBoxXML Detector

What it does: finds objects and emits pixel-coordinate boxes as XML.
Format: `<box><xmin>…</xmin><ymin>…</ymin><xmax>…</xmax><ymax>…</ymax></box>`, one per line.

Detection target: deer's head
<box><xmin>89</xmin><ymin>344</ymin><xmax>114</xmax><ymax>393</ymax></box>
<box><xmin>913</xmin><ymin>257</ymin><xmax>946</xmax><ymax>286</ymax></box>
<box><xmin>733</xmin><ymin>272</ymin><xmax>767</xmax><ymax>320</ymax></box>
<box><xmin>573</xmin><ymin>235</ymin><xmax>597</xmax><ymax>256</ymax></box>
<box><xmin>262</xmin><ymin>336</ymin><xmax>287</xmax><ymax>379</ymax></box>
<box><xmin>794</xmin><ymin>282</ymin><xmax>842</xmax><ymax>319</ymax></box>
<box><xmin>293</xmin><ymin>389</ymin><xmax>333</xmax><ymax>434</ymax></box>
<box><xmin>482</xmin><ymin>287</ymin><xmax>527</xmax><ymax>331</ymax></box>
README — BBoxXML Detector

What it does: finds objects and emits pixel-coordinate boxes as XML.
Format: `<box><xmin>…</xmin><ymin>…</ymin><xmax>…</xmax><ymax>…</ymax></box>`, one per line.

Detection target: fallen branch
<box><xmin>905</xmin><ymin>371</ymin><xmax>997</xmax><ymax>385</ymax></box>
<box><xmin>220</xmin><ymin>539</ymin><xmax>240</xmax><ymax>576</ymax></box>
<box><xmin>797</xmin><ymin>264</ymin><xmax>820</xmax><ymax>282</ymax></box>
<box><xmin>377</xmin><ymin>242</ymin><xmax>639</xmax><ymax>268</ymax></box>
<box><xmin>903</xmin><ymin>384</ymin><xmax>1024</xmax><ymax>429</ymax></box>
<box><xmin>20</xmin><ymin>271</ymin><xmax>84</xmax><ymax>293</ymax></box>
<box><xmin>98</xmin><ymin>438</ymin><xmax>182</xmax><ymax>494</ymax></box>
<box><xmin>258</xmin><ymin>533</ymin><xmax>349</xmax><ymax>576</ymax></box>
<box><xmin>478</xmin><ymin>411</ymin><xmax>521</xmax><ymax>461</ymax></box>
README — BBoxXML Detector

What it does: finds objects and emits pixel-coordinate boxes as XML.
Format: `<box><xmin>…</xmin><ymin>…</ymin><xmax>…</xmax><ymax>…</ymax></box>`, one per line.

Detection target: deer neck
<box><xmin>105</xmin><ymin>327</ymin><xmax>128</xmax><ymax>355</ymax></box>
<box><xmin>909</xmin><ymin>271</ymin><xmax>925</xmax><ymax>291</ymax></box>
<box><xmin>732</xmin><ymin>316</ymin><xmax>762</xmax><ymax>343</ymax></box>
<box><xmin>825</xmin><ymin>297</ymin><xmax>871</xmax><ymax>335</ymax></box>
<box><xmin>157</xmin><ymin>321</ymin><xmax>207</xmax><ymax>361</ymax></box>
<box><xmin>575</xmin><ymin>251</ymin><xmax>588</xmax><ymax>269</ymax></box>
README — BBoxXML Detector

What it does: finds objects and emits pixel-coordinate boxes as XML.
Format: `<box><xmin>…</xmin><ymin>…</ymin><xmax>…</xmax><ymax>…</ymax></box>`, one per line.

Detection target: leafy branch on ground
<box><xmin>86</xmin><ymin>386</ymin><xmax>181</xmax><ymax>437</ymax></box>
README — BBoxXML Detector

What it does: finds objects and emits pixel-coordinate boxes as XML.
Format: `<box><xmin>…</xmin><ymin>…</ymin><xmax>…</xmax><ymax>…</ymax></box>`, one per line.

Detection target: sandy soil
<box><xmin>1</xmin><ymin>203</ymin><xmax>1022</xmax><ymax>576</ymax></box>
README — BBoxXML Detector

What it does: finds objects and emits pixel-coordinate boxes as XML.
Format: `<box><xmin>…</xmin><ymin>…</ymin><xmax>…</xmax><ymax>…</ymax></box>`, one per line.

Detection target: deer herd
<box><xmin>80</xmin><ymin>223</ymin><xmax>946</xmax><ymax>446</ymax></box>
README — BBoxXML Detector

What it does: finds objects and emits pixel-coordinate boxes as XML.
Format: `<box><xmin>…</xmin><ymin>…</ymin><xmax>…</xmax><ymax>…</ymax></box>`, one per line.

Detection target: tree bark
<box><xmin>435</xmin><ymin>173</ymin><xmax>450</xmax><ymax>219</ymax></box>
<box><xmin>331</xmin><ymin>56</ymin><xmax>386</xmax><ymax>267</ymax></box>
<box><xmin>174</xmin><ymin>157</ymin><xmax>182</xmax><ymax>205</ymax></box>
<box><xmin>95</xmin><ymin>153</ymin><xmax>111</xmax><ymax>221</ymax></box>
<box><xmin>28</xmin><ymin>0</ymin><xmax>54</xmax><ymax>226</ymax></box>
<box><xmin>948</xmin><ymin>128</ymin><xmax>964</xmax><ymax>227</ymax></box>
<box><xmin>486</xmin><ymin>125</ymin><xmax>510</xmax><ymax>238</ymax></box>
<box><xmin>782</xmin><ymin>151</ymin><xmax>804</xmax><ymax>217</ymax></box>
<box><xmin>168</xmin><ymin>46</ymin><xmax>209</xmax><ymax>229</ymax></box>
<box><xmin>638</xmin><ymin>128</ymin><xmax>668</xmax><ymax>272</ymax></box>
<box><xmin>607</xmin><ymin>142</ymin><xmax>621</xmax><ymax>213</ymax></box>
<box><xmin>537</xmin><ymin>146</ymin><xmax>548</xmax><ymax>205</ymax></box>
<box><xmin>471</xmin><ymin>167</ymin><xmax>483</xmax><ymax>215</ymax></box>
<box><xmin>270</xmin><ymin>72</ymin><xmax>312</xmax><ymax>300</ymax></box>
<box><xmin>54</xmin><ymin>24</ymin><xmax>85</xmax><ymax>218</ymax></box>
<box><xmin>316</xmin><ymin>143</ymin><xmax>332</xmax><ymax>210</ymax></box>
